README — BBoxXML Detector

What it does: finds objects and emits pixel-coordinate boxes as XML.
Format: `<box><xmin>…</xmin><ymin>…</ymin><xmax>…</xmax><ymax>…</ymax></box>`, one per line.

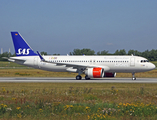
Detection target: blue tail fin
<box><xmin>11</xmin><ymin>32</ymin><xmax>37</xmax><ymax>56</ymax></box>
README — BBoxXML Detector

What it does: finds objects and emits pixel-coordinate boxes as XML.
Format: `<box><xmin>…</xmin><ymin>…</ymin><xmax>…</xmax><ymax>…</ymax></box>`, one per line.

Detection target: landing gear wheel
<box><xmin>132</xmin><ymin>77</ymin><xmax>136</xmax><ymax>80</ymax></box>
<box><xmin>85</xmin><ymin>75</ymin><xmax>90</xmax><ymax>80</ymax></box>
<box><xmin>76</xmin><ymin>75</ymin><xmax>82</xmax><ymax>80</ymax></box>
<box><xmin>132</xmin><ymin>72</ymin><xmax>136</xmax><ymax>80</ymax></box>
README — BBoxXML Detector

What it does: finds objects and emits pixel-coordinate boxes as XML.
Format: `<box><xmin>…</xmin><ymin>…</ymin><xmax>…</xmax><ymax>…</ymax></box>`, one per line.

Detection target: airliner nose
<box><xmin>150</xmin><ymin>63</ymin><xmax>156</xmax><ymax>70</ymax></box>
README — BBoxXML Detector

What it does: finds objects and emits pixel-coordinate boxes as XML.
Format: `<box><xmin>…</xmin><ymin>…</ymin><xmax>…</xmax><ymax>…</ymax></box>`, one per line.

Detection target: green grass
<box><xmin>0</xmin><ymin>83</ymin><xmax>157</xmax><ymax>119</ymax></box>
<box><xmin>152</xmin><ymin>61</ymin><xmax>157</xmax><ymax>67</ymax></box>
<box><xmin>0</xmin><ymin>61</ymin><xmax>27</xmax><ymax>68</ymax></box>
<box><xmin>0</xmin><ymin>61</ymin><xmax>157</xmax><ymax>119</ymax></box>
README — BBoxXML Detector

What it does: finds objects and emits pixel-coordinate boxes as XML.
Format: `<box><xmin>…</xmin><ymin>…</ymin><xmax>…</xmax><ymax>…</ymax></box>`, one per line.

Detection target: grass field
<box><xmin>0</xmin><ymin>62</ymin><xmax>26</xmax><ymax>68</ymax></box>
<box><xmin>0</xmin><ymin>61</ymin><xmax>157</xmax><ymax>119</ymax></box>
<box><xmin>0</xmin><ymin>69</ymin><xmax>157</xmax><ymax>78</ymax></box>
<box><xmin>0</xmin><ymin>83</ymin><xmax>157</xmax><ymax>119</ymax></box>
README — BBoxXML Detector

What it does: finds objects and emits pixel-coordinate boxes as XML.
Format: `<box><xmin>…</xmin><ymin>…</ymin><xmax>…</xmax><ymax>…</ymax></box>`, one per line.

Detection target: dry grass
<box><xmin>0</xmin><ymin>69</ymin><xmax>78</xmax><ymax>77</ymax></box>
<box><xmin>117</xmin><ymin>70</ymin><xmax>157</xmax><ymax>78</ymax></box>
<box><xmin>0</xmin><ymin>61</ymin><xmax>157</xmax><ymax>78</ymax></box>
<box><xmin>0</xmin><ymin>68</ymin><xmax>157</xmax><ymax>78</ymax></box>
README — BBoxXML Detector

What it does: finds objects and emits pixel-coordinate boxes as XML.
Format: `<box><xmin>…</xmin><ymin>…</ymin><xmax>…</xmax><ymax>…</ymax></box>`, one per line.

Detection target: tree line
<box><xmin>70</xmin><ymin>49</ymin><xmax>157</xmax><ymax>61</ymax></box>
<box><xmin>0</xmin><ymin>49</ymin><xmax>157</xmax><ymax>61</ymax></box>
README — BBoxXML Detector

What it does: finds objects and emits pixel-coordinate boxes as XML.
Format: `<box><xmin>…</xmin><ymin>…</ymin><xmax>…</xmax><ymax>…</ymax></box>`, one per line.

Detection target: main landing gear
<box><xmin>76</xmin><ymin>75</ymin><xmax>91</xmax><ymax>80</ymax></box>
<box><xmin>76</xmin><ymin>75</ymin><xmax>82</xmax><ymax>80</ymax></box>
<box><xmin>132</xmin><ymin>72</ymin><xmax>136</xmax><ymax>80</ymax></box>
<box><xmin>85</xmin><ymin>75</ymin><xmax>90</xmax><ymax>80</ymax></box>
<box><xmin>76</xmin><ymin>68</ymin><xmax>84</xmax><ymax>80</ymax></box>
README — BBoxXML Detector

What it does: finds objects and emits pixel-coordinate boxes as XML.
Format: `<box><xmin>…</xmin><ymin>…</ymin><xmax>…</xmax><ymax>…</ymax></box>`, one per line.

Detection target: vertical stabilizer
<box><xmin>11</xmin><ymin>32</ymin><xmax>37</xmax><ymax>56</ymax></box>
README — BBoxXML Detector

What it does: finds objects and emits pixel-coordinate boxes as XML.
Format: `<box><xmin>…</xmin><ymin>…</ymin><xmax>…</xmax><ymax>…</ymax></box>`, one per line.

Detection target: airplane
<box><xmin>5</xmin><ymin>32</ymin><xmax>156</xmax><ymax>80</ymax></box>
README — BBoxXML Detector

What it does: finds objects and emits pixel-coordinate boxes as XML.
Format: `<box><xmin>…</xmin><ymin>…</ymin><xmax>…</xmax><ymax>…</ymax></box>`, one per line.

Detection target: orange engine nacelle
<box><xmin>85</xmin><ymin>68</ymin><xmax>104</xmax><ymax>78</ymax></box>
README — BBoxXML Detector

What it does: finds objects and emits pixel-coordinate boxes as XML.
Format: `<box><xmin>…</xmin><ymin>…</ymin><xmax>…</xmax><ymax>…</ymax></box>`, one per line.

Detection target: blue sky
<box><xmin>0</xmin><ymin>0</ymin><xmax>157</xmax><ymax>54</ymax></box>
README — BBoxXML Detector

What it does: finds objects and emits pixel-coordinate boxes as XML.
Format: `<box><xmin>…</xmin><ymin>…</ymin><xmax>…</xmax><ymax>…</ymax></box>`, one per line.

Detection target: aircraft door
<box><xmin>130</xmin><ymin>57</ymin><xmax>135</xmax><ymax>66</ymax></box>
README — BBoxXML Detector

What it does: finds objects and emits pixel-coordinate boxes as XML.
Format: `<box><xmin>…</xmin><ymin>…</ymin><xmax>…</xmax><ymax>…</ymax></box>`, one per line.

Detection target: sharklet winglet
<box><xmin>37</xmin><ymin>51</ymin><xmax>45</xmax><ymax>61</ymax></box>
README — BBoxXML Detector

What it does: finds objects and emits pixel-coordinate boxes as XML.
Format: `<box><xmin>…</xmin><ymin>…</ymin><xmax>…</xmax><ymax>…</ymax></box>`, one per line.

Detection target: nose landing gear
<box><xmin>132</xmin><ymin>72</ymin><xmax>136</xmax><ymax>80</ymax></box>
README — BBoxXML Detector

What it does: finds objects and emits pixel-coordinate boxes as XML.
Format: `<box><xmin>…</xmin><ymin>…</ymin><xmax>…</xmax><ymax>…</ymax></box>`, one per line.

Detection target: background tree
<box><xmin>128</xmin><ymin>50</ymin><xmax>142</xmax><ymax>56</ymax></box>
<box><xmin>0</xmin><ymin>52</ymin><xmax>11</xmax><ymax>61</ymax></box>
<box><xmin>114</xmin><ymin>49</ymin><xmax>126</xmax><ymax>55</ymax></box>
<box><xmin>141</xmin><ymin>50</ymin><xmax>150</xmax><ymax>60</ymax></box>
<box><xmin>53</xmin><ymin>54</ymin><xmax>60</xmax><ymax>55</ymax></box>
<box><xmin>149</xmin><ymin>49</ymin><xmax>157</xmax><ymax>61</ymax></box>
<box><xmin>40</xmin><ymin>51</ymin><xmax>47</xmax><ymax>55</ymax></box>
<box><xmin>97</xmin><ymin>50</ymin><xmax>109</xmax><ymax>55</ymax></box>
<box><xmin>70</xmin><ymin>48</ymin><xmax>95</xmax><ymax>55</ymax></box>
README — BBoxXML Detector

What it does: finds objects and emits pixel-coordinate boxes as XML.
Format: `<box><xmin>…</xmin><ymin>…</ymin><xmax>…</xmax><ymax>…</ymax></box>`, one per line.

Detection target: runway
<box><xmin>0</xmin><ymin>77</ymin><xmax>157</xmax><ymax>83</ymax></box>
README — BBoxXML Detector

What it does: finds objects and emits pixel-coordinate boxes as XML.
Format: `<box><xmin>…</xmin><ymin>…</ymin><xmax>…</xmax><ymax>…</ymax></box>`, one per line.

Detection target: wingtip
<box><xmin>37</xmin><ymin>51</ymin><xmax>45</xmax><ymax>61</ymax></box>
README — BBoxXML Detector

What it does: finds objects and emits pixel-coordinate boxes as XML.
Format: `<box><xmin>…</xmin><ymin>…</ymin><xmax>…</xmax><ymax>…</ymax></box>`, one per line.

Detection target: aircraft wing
<box><xmin>36</xmin><ymin>51</ymin><xmax>109</xmax><ymax>70</ymax></box>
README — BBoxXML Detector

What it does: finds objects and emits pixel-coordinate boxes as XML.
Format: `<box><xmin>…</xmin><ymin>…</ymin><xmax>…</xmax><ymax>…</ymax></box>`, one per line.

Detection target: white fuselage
<box><xmin>10</xmin><ymin>55</ymin><xmax>155</xmax><ymax>73</ymax></box>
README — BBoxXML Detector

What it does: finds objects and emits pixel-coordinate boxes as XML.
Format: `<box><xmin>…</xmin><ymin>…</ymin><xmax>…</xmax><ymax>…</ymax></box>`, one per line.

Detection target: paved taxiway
<box><xmin>0</xmin><ymin>77</ymin><xmax>157</xmax><ymax>83</ymax></box>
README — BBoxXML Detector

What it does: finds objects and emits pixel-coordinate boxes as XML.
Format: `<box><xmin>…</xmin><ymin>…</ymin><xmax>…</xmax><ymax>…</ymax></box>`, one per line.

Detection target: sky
<box><xmin>0</xmin><ymin>0</ymin><xmax>157</xmax><ymax>55</ymax></box>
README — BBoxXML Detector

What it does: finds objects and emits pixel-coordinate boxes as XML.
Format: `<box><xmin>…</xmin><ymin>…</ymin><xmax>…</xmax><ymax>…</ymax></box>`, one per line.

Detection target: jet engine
<box><xmin>84</xmin><ymin>68</ymin><xmax>104</xmax><ymax>78</ymax></box>
<box><xmin>104</xmin><ymin>72</ymin><xmax>116</xmax><ymax>77</ymax></box>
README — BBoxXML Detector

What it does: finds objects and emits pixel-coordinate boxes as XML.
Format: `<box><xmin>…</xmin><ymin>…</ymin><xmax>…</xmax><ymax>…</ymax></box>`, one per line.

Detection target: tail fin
<box><xmin>11</xmin><ymin>32</ymin><xmax>37</xmax><ymax>56</ymax></box>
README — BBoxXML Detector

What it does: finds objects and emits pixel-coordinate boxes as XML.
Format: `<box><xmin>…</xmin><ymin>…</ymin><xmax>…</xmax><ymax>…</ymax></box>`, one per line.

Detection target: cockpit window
<box><xmin>141</xmin><ymin>60</ymin><xmax>149</xmax><ymax>63</ymax></box>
